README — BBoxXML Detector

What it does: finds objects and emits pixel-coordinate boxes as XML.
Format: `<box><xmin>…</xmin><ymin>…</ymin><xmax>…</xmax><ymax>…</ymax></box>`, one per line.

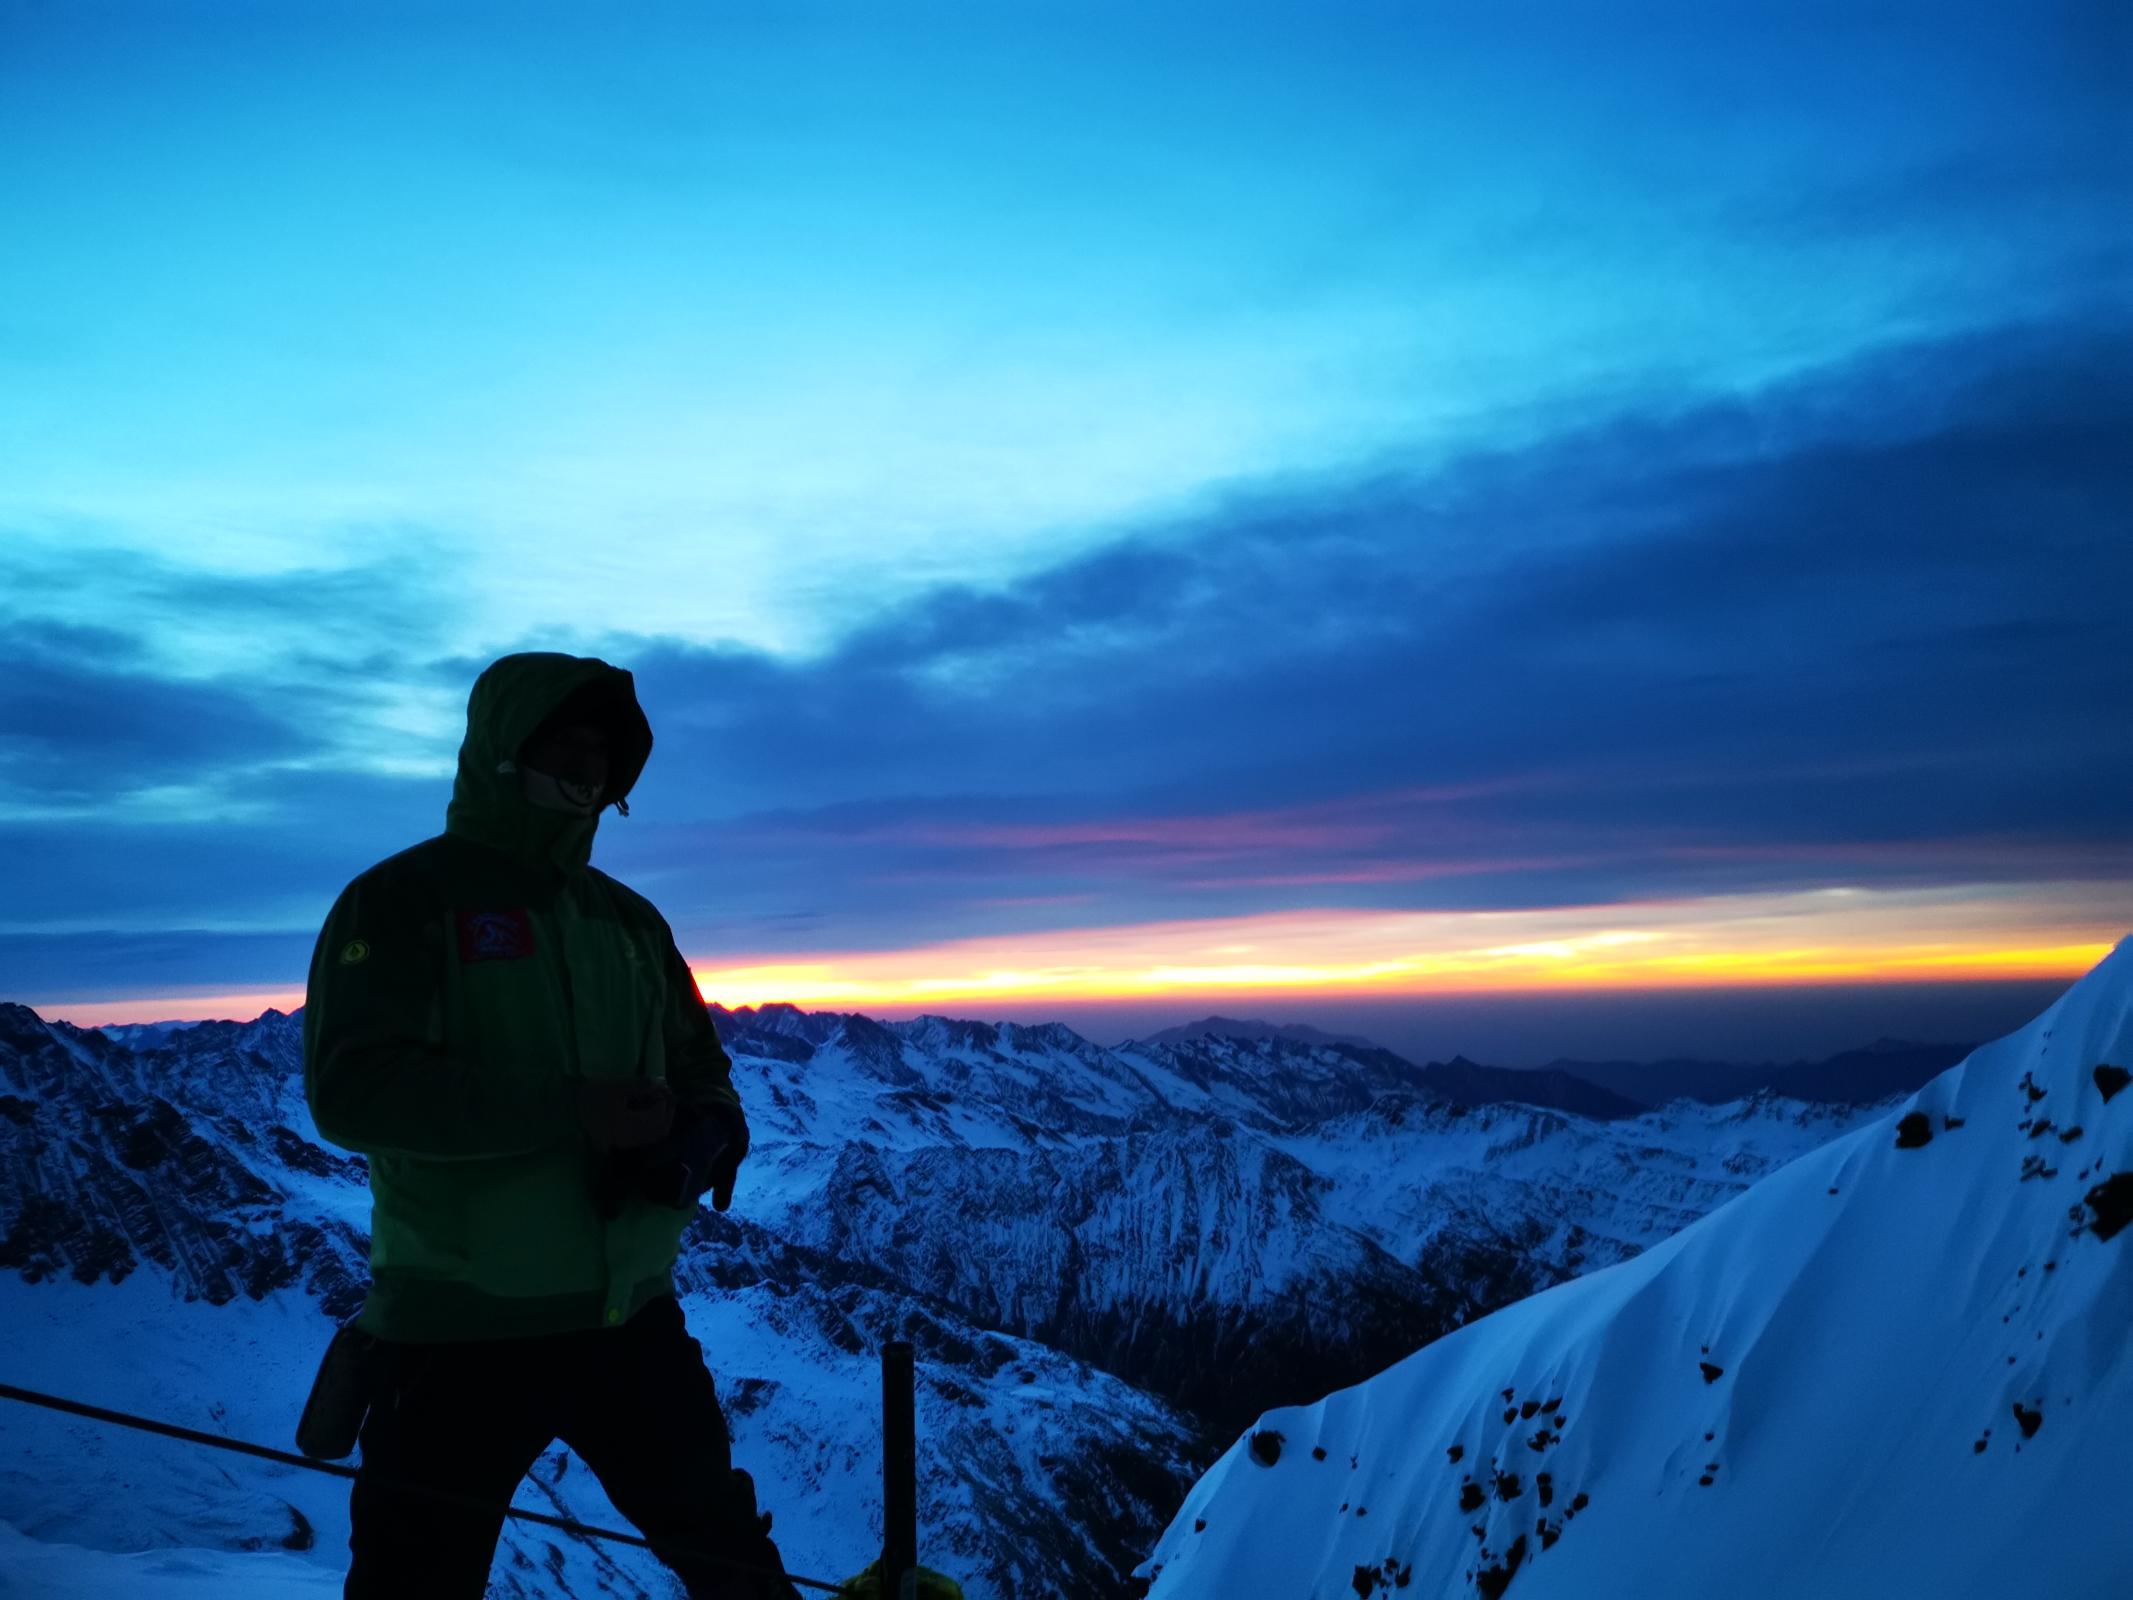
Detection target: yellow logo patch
<box><xmin>339</xmin><ymin>939</ymin><xmax>371</xmax><ymax>965</ymax></box>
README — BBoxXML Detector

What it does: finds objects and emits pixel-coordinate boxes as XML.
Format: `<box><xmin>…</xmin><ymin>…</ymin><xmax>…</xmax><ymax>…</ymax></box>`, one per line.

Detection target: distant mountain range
<box><xmin>1134</xmin><ymin>1016</ymin><xmax>1386</xmax><ymax>1050</ymax></box>
<box><xmin>1132</xmin><ymin>1014</ymin><xmax>1972</xmax><ymax>1118</ymax></box>
<box><xmin>1537</xmin><ymin>1036</ymin><xmax>1978</xmax><ymax>1109</ymax></box>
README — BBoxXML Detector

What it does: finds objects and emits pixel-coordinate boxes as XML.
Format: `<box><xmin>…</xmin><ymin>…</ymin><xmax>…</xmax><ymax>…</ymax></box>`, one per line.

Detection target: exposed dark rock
<box><xmin>1894</xmin><ymin>1112</ymin><xmax>1933</xmax><ymax>1149</ymax></box>
<box><xmin>1699</xmin><ymin>1362</ymin><xmax>1725</xmax><ymax>1384</ymax></box>
<box><xmin>279</xmin><ymin>1503</ymin><xmax>315</xmax><ymax>1552</ymax></box>
<box><xmin>2081</xmin><ymin>1173</ymin><xmax>2133</xmax><ymax>1241</ymax></box>
<box><xmin>1249</xmin><ymin>1429</ymin><xmax>1284</xmax><ymax>1467</ymax></box>
<box><xmin>2013</xmin><ymin>1402</ymin><xmax>2043</xmax><ymax>1439</ymax></box>
<box><xmin>1475</xmin><ymin>1532</ymin><xmax>1527</xmax><ymax>1599</ymax></box>
<box><xmin>1446</xmin><ymin>1444</ymin><xmax>1463</xmax><ymax>1464</ymax></box>
<box><xmin>1459</xmin><ymin>1482</ymin><xmax>1486</xmax><ymax>1513</ymax></box>
<box><xmin>1350</xmin><ymin>1556</ymin><xmax>1413</xmax><ymax>1596</ymax></box>
<box><xmin>1494</xmin><ymin>1471</ymin><xmax>1523</xmax><ymax>1501</ymax></box>
<box><xmin>1314</xmin><ymin>1445</ymin><xmax>1329</xmax><ymax>1461</ymax></box>
<box><xmin>2095</xmin><ymin>1064</ymin><xmax>2130</xmax><ymax>1103</ymax></box>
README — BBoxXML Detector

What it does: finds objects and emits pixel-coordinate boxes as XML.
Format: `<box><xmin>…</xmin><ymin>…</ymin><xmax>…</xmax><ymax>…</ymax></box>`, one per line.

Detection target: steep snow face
<box><xmin>1284</xmin><ymin>1091</ymin><xmax>1886</xmax><ymax>1275</ymax></box>
<box><xmin>1110</xmin><ymin>1033</ymin><xmax>1438</xmax><ymax>1131</ymax></box>
<box><xmin>1138</xmin><ymin>939</ymin><xmax>2133</xmax><ymax>1600</ymax></box>
<box><xmin>0</xmin><ymin>1003</ymin><xmax>371</xmax><ymax>1314</ymax></box>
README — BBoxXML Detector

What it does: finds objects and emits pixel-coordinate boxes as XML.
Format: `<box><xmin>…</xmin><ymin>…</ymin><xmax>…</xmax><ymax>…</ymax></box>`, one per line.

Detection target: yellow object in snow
<box><xmin>835</xmin><ymin>1559</ymin><xmax>965</xmax><ymax>1600</ymax></box>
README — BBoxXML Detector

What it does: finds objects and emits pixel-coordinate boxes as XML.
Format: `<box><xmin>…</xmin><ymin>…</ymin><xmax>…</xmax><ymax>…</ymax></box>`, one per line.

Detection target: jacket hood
<box><xmin>443</xmin><ymin>652</ymin><xmax>654</xmax><ymax>871</ymax></box>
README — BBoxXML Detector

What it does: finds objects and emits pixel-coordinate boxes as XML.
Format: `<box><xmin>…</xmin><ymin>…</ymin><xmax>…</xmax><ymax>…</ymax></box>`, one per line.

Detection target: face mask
<box><xmin>519</xmin><ymin>764</ymin><xmax>606</xmax><ymax>816</ymax></box>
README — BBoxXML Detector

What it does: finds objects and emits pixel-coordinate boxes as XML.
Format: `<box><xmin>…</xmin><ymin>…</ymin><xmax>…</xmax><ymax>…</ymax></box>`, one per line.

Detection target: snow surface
<box><xmin>1137</xmin><ymin>938</ymin><xmax>2133</xmax><ymax>1599</ymax></box>
<box><xmin>0</xmin><ymin>1519</ymin><xmax>337</xmax><ymax>1599</ymax></box>
<box><xmin>0</xmin><ymin>1269</ymin><xmax>1189</xmax><ymax>1600</ymax></box>
<box><xmin>0</xmin><ymin>992</ymin><xmax>1949</xmax><ymax>1598</ymax></box>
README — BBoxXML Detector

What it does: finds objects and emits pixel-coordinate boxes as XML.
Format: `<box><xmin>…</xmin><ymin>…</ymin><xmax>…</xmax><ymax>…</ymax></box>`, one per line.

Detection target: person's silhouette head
<box><xmin>516</xmin><ymin>679</ymin><xmax>626</xmax><ymax>815</ymax></box>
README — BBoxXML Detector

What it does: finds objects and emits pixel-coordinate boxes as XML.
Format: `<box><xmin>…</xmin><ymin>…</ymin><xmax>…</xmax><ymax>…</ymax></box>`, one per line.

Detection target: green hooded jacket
<box><xmin>302</xmin><ymin>652</ymin><xmax>743</xmax><ymax>1342</ymax></box>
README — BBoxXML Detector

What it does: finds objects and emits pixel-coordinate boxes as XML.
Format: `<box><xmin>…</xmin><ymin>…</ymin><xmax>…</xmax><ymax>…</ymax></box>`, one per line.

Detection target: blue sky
<box><xmin>3</xmin><ymin>3</ymin><xmax>2128</xmax><ymax>1060</ymax></box>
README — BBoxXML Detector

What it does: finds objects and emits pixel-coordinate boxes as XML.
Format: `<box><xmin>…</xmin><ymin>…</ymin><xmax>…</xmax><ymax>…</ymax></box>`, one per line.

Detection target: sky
<box><xmin>2</xmin><ymin>2</ymin><xmax>2129</xmax><ymax>1064</ymax></box>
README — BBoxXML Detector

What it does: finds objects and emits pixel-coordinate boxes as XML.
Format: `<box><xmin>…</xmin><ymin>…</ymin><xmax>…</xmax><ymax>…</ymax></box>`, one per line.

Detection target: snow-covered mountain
<box><xmin>1136</xmin><ymin>938</ymin><xmax>2133</xmax><ymax>1599</ymax></box>
<box><xmin>0</xmin><ymin>994</ymin><xmax>1911</xmax><ymax>1598</ymax></box>
<box><xmin>717</xmin><ymin>1006</ymin><xmax>1883</xmax><ymax>1431</ymax></box>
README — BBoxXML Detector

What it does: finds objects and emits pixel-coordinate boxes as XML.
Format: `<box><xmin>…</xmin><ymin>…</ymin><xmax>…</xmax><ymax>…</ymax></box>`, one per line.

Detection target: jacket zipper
<box><xmin>554</xmin><ymin>892</ymin><xmax>612</xmax><ymax>1317</ymax></box>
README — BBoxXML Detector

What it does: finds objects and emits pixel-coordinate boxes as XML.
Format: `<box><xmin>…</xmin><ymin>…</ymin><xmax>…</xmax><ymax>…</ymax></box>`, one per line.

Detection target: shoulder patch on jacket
<box><xmin>338</xmin><ymin>938</ymin><xmax>370</xmax><ymax>965</ymax></box>
<box><xmin>455</xmin><ymin>908</ymin><xmax>537</xmax><ymax>963</ymax></box>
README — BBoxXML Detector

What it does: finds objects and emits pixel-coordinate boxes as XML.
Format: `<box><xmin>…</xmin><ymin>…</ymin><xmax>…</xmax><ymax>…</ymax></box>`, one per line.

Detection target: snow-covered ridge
<box><xmin>1136</xmin><ymin>937</ymin><xmax>2133</xmax><ymax>1599</ymax></box>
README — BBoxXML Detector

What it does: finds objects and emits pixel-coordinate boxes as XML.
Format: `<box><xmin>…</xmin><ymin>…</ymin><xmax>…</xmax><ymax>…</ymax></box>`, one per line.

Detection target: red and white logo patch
<box><xmin>455</xmin><ymin>908</ymin><xmax>537</xmax><ymax>963</ymax></box>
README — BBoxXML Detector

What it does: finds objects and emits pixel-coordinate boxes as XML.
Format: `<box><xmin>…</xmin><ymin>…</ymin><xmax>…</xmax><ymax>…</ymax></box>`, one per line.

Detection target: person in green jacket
<box><xmin>304</xmin><ymin>650</ymin><xmax>798</xmax><ymax>1600</ymax></box>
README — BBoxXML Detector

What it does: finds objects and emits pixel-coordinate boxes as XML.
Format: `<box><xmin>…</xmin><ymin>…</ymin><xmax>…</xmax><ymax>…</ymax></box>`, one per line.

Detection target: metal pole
<box><xmin>881</xmin><ymin>1340</ymin><xmax>918</xmax><ymax>1599</ymax></box>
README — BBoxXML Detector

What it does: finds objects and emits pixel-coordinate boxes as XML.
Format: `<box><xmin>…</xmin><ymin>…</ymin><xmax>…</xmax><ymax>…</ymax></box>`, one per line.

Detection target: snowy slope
<box><xmin>0</xmin><ymin>1005</ymin><xmax>1198</xmax><ymax>1600</ymax></box>
<box><xmin>1</xmin><ymin>993</ymin><xmax>1911</xmax><ymax>1599</ymax></box>
<box><xmin>1137</xmin><ymin>938</ymin><xmax>2133</xmax><ymax>1600</ymax></box>
<box><xmin>0</xmin><ymin>1269</ymin><xmax>1195</xmax><ymax>1600</ymax></box>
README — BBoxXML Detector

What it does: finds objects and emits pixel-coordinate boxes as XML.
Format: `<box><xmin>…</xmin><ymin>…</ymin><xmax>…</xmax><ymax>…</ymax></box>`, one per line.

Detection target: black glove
<box><xmin>592</xmin><ymin>1100</ymin><xmax>748</xmax><ymax>1218</ymax></box>
<box><xmin>699</xmin><ymin>1101</ymin><xmax>748</xmax><ymax>1213</ymax></box>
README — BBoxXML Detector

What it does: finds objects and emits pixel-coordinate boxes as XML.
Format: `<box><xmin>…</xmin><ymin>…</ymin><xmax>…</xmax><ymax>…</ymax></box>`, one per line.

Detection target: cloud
<box><xmin>0</xmin><ymin>533</ymin><xmax>465</xmax><ymax>809</ymax></box>
<box><xmin>0</xmin><ymin>636</ymin><xmax>319</xmax><ymax>803</ymax></box>
<box><xmin>4</xmin><ymin>314</ymin><xmax>2129</xmax><ymax>1000</ymax></box>
<box><xmin>594</xmin><ymin>315</ymin><xmax>2133</xmax><ymax>947</ymax></box>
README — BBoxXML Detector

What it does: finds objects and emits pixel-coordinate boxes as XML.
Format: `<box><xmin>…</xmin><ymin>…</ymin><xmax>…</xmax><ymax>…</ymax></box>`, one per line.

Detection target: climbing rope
<box><xmin>0</xmin><ymin>1380</ymin><xmax>846</xmax><ymax>1595</ymax></box>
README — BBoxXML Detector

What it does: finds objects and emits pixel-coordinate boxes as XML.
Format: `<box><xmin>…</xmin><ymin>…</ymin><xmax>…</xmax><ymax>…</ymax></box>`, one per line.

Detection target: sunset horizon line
<box><xmin>21</xmin><ymin>882</ymin><xmax>2125</xmax><ymax>1034</ymax></box>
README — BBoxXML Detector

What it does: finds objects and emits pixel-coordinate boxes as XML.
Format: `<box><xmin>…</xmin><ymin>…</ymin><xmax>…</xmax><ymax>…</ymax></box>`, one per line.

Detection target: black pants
<box><xmin>345</xmin><ymin>1293</ymin><xmax>790</xmax><ymax>1599</ymax></box>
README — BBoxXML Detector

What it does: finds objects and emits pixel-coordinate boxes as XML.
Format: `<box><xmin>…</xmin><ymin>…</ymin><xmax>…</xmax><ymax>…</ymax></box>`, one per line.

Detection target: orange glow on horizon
<box><xmin>33</xmin><ymin>988</ymin><xmax>309</xmax><ymax>1031</ymax></box>
<box><xmin>689</xmin><ymin>882</ymin><xmax>2128</xmax><ymax>1010</ymax></box>
<box><xmin>27</xmin><ymin>882</ymin><xmax>2129</xmax><ymax>1027</ymax></box>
